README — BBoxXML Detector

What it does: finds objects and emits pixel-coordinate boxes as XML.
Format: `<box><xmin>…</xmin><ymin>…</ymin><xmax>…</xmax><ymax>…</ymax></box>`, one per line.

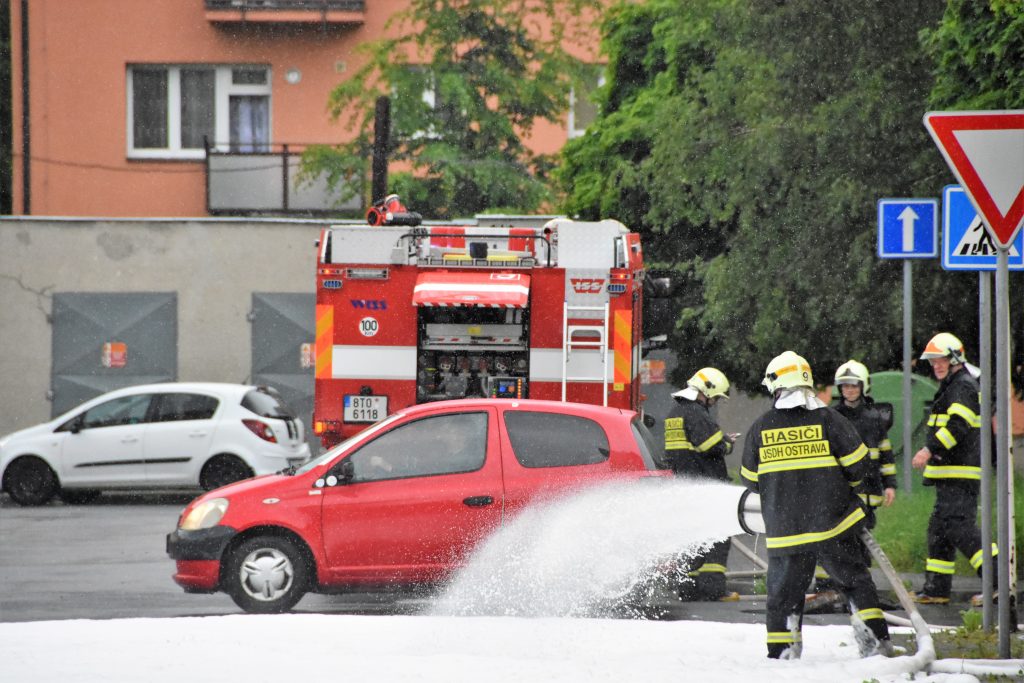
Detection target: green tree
<box><xmin>303</xmin><ymin>0</ymin><xmax>598</xmax><ymax>219</ymax></box>
<box><xmin>924</xmin><ymin>0</ymin><xmax>1024</xmax><ymax>111</ymax></box>
<box><xmin>922</xmin><ymin>0</ymin><xmax>1024</xmax><ymax>394</ymax></box>
<box><xmin>693</xmin><ymin>0</ymin><xmax>950</xmax><ymax>390</ymax></box>
<box><xmin>559</xmin><ymin>0</ymin><xmax>975</xmax><ymax>391</ymax></box>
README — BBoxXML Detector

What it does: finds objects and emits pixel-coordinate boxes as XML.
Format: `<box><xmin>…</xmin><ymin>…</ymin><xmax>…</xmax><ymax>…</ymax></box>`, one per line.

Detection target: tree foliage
<box><xmin>922</xmin><ymin>0</ymin><xmax>1024</xmax><ymax>394</ymax></box>
<box><xmin>303</xmin><ymin>0</ymin><xmax>598</xmax><ymax>219</ymax></box>
<box><xmin>924</xmin><ymin>0</ymin><xmax>1024</xmax><ymax>110</ymax></box>
<box><xmin>558</xmin><ymin>0</ymin><xmax>1024</xmax><ymax>392</ymax></box>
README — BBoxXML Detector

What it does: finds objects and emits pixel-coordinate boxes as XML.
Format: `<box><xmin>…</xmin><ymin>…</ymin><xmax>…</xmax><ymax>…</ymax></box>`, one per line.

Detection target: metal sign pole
<box><xmin>978</xmin><ymin>272</ymin><xmax>994</xmax><ymax>630</ymax></box>
<box><xmin>902</xmin><ymin>260</ymin><xmax>913</xmax><ymax>494</ymax></box>
<box><xmin>994</xmin><ymin>247</ymin><xmax>1016</xmax><ymax>656</ymax></box>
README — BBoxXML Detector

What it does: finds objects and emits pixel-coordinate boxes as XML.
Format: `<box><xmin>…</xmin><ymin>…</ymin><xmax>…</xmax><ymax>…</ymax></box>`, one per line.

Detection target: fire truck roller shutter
<box><xmin>412</xmin><ymin>272</ymin><xmax>530</xmax><ymax>308</ymax></box>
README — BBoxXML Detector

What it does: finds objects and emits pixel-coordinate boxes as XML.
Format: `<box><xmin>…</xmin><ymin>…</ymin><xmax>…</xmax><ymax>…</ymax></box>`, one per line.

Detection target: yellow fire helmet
<box><xmin>686</xmin><ymin>367</ymin><xmax>730</xmax><ymax>400</ymax></box>
<box><xmin>834</xmin><ymin>359</ymin><xmax>870</xmax><ymax>394</ymax></box>
<box><xmin>762</xmin><ymin>350</ymin><xmax>814</xmax><ymax>394</ymax></box>
<box><xmin>920</xmin><ymin>332</ymin><xmax>966</xmax><ymax>365</ymax></box>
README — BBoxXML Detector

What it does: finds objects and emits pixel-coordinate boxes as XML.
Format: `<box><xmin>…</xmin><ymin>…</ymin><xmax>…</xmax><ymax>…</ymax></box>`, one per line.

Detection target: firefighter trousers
<box><xmin>681</xmin><ymin>539</ymin><xmax>731</xmax><ymax>600</ymax></box>
<box><xmin>766</xmin><ymin>532</ymin><xmax>888</xmax><ymax>659</ymax></box>
<box><xmin>922</xmin><ymin>482</ymin><xmax>996</xmax><ymax>598</ymax></box>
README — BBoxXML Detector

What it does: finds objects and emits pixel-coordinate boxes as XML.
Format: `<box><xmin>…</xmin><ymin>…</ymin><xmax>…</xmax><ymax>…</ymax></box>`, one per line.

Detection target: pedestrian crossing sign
<box><xmin>942</xmin><ymin>185</ymin><xmax>1024</xmax><ymax>271</ymax></box>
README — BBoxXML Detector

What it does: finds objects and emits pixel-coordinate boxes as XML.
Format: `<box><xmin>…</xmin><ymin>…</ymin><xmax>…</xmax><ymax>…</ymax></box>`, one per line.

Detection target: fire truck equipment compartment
<box><xmin>411</xmin><ymin>272</ymin><xmax>531</xmax><ymax>308</ymax></box>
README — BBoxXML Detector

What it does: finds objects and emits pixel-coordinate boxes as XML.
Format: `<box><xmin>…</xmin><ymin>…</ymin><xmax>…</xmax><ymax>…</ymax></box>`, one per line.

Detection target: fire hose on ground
<box><xmin>737</xmin><ymin>490</ymin><xmax>1024</xmax><ymax>675</ymax></box>
<box><xmin>736</xmin><ymin>491</ymin><xmax>938</xmax><ymax>668</ymax></box>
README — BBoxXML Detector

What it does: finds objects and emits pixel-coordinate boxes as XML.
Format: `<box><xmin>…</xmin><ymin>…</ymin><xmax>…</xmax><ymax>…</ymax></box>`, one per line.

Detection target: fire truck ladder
<box><xmin>561</xmin><ymin>301</ymin><xmax>610</xmax><ymax>406</ymax></box>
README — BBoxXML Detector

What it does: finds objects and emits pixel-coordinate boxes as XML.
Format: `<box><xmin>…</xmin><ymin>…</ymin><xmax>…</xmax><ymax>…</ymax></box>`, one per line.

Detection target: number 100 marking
<box><xmin>359</xmin><ymin>317</ymin><xmax>379</xmax><ymax>337</ymax></box>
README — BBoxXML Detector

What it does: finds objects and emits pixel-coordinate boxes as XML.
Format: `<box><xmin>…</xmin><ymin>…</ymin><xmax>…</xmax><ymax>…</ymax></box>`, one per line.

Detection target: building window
<box><xmin>568</xmin><ymin>65</ymin><xmax>605</xmax><ymax>139</ymax></box>
<box><xmin>127</xmin><ymin>65</ymin><xmax>271</xmax><ymax>159</ymax></box>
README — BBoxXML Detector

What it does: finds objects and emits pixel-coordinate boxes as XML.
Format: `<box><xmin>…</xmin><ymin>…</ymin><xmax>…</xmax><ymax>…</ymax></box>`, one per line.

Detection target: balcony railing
<box><xmin>205</xmin><ymin>141</ymin><xmax>364</xmax><ymax>217</ymax></box>
<box><xmin>205</xmin><ymin>0</ymin><xmax>365</xmax><ymax>24</ymax></box>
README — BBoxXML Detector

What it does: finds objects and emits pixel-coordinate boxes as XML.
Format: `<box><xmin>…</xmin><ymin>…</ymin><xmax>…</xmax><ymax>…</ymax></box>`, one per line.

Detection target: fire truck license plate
<box><xmin>344</xmin><ymin>395</ymin><xmax>387</xmax><ymax>423</ymax></box>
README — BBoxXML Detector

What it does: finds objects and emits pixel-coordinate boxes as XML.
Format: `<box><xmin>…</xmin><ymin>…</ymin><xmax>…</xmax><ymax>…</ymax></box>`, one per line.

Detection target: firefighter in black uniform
<box><xmin>834</xmin><ymin>360</ymin><xmax>898</xmax><ymax>515</ymax></box>
<box><xmin>742</xmin><ymin>351</ymin><xmax>891</xmax><ymax>659</ymax></box>
<box><xmin>808</xmin><ymin>360</ymin><xmax>898</xmax><ymax>609</ymax></box>
<box><xmin>911</xmin><ymin>332</ymin><xmax>998</xmax><ymax>605</ymax></box>
<box><xmin>664</xmin><ymin>367</ymin><xmax>739</xmax><ymax>602</ymax></box>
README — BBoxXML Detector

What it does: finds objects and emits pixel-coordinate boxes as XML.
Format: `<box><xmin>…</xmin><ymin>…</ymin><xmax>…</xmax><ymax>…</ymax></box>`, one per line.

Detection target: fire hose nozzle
<box><xmin>737</xmin><ymin>489</ymin><xmax>766</xmax><ymax>535</ymax></box>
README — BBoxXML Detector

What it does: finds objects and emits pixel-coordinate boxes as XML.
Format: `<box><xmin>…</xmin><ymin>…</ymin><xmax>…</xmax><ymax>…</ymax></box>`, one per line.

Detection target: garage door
<box><xmin>250</xmin><ymin>292</ymin><xmax>315</xmax><ymax>449</ymax></box>
<box><xmin>51</xmin><ymin>292</ymin><xmax>178</xmax><ymax>417</ymax></box>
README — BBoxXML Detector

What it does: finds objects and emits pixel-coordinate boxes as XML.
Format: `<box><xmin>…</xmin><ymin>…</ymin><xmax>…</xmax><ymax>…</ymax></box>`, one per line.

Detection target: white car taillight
<box><xmin>242</xmin><ymin>419</ymin><xmax>277</xmax><ymax>443</ymax></box>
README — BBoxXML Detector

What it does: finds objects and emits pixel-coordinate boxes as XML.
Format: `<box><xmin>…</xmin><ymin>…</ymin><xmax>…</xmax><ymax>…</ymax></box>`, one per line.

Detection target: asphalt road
<box><xmin>0</xmin><ymin>492</ymin><xmax>435</xmax><ymax>623</ymax></box>
<box><xmin>0</xmin><ymin>492</ymin><xmax>968</xmax><ymax>627</ymax></box>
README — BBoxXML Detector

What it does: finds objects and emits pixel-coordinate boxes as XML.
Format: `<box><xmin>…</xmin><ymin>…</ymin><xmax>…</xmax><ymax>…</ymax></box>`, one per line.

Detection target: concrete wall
<box><xmin>0</xmin><ymin>217</ymin><xmax>323</xmax><ymax>437</ymax></box>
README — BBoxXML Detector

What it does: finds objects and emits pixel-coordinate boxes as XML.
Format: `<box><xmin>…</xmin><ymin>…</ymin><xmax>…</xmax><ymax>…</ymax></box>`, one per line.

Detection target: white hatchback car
<box><xmin>0</xmin><ymin>383</ymin><xmax>311</xmax><ymax>505</ymax></box>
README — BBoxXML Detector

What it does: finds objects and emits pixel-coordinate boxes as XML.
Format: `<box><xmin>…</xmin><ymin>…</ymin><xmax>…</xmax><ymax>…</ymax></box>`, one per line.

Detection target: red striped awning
<box><xmin>412</xmin><ymin>272</ymin><xmax>531</xmax><ymax>308</ymax></box>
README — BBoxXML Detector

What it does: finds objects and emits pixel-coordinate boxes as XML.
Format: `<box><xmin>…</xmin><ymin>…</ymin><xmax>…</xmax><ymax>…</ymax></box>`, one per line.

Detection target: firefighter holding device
<box><xmin>742</xmin><ymin>351</ymin><xmax>891</xmax><ymax>659</ymax></box>
<box><xmin>663</xmin><ymin>367</ymin><xmax>739</xmax><ymax>602</ymax></box>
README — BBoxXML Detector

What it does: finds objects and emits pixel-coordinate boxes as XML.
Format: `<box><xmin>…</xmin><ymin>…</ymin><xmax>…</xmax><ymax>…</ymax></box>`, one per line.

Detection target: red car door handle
<box><xmin>462</xmin><ymin>496</ymin><xmax>494</xmax><ymax>507</ymax></box>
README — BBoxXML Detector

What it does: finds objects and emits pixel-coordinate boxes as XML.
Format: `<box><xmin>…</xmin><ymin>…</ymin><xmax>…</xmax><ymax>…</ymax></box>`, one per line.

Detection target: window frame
<box><xmin>126</xmin><ymin>64</ymin><xmax>272</xmax><ymax>160</ymax></box>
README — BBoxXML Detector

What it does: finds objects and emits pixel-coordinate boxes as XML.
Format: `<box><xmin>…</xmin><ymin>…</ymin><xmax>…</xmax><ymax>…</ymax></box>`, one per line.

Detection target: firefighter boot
<box><xmin>913</xmin><ymin>572</ymin><xmax>952</xmax><ymax>604</ymax></box>
<box><xmin>766</xmin><ymin>615</ymin><xmax>802</xmax><ymax>660</ymax></box>
<box><xmin>694</xmin><ymin>566</ymin><xmax>737</xmax><ymax>602</ymax></box>
<box><xmin>850</xmin><ymin>614</ymin><xmax>893</xmax><ymax>658</ymax></box>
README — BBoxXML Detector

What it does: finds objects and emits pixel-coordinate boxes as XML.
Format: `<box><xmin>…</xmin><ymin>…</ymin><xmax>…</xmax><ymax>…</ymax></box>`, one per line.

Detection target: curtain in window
<box><xmin>230</xmin><ymin>96</ymin><xmax>270</xmax><ymax>152</ymax></box>
<box><xmin>180</xmin><ymin>69</ymin><xmax>215</xmax><ymax>149</ymax></box>
<box><xmin>132</xmin><ymin>70</ymin><xmax>168</xmax><ymax>149</ymax></box>
<box><xmin>180</xmin><ymin>70</ymin><xmax>215</xmax><ymax>149</ymax></box>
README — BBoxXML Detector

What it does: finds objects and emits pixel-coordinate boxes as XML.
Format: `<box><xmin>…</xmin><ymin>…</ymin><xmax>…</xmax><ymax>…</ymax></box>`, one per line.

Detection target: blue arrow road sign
<box><xmin>942</xmin><ymin>185</ymin><xmax>1024</xmax><ymax>271</ymax></box>
<box><xmin>877</xmin><ymin>199</ymin><xmax>938</xmax><ymax>258</ymax></box>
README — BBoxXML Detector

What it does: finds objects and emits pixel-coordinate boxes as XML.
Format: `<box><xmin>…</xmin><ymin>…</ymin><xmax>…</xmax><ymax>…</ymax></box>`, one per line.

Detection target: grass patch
<box><xmin>870</xmin><ymin>471</ymin><xmax>1024</xmax><ymax>575</ymax></box>
<box><xmin>894</xmin><ymin>609</ymin><xmax>1024</xmax><ymax>661</ymax></box>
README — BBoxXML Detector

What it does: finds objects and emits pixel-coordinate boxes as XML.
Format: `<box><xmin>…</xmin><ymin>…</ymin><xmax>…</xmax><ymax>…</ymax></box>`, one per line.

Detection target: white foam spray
<box><xmin>431</xmin><ymin>478</ymin><xmax>749</xmax><ymax>617</ymax></box>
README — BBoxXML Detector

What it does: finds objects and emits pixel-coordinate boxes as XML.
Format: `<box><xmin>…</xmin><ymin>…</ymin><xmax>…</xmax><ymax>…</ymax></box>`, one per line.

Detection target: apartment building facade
<box><xmin>8</xmin><ymin>0</ymin><xmax>601</xmax><ymax>218</ymax></box>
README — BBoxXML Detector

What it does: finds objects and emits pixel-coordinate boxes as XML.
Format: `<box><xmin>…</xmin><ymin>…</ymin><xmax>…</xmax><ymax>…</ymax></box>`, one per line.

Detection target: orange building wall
<box><xmin>10</xmin><ymin>0</ymin><xmax>589</xmax><ymax>217</ymax></box>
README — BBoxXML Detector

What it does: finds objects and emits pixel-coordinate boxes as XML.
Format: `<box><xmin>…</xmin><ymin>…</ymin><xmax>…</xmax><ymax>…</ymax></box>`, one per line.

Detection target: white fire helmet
<box><xmin>676</xmin><ymin>367</ymin><xmax>730</xmax><ymax>400</ymax></box>
<box><xmin>762</xmin><ymin>351</ymin><xmax>814</xmax><ymax>394</ymax></box>
<box><xmin>834</xmin><ymin>359</ymin><xmax>870</xmax><ymax>394</ymax></box>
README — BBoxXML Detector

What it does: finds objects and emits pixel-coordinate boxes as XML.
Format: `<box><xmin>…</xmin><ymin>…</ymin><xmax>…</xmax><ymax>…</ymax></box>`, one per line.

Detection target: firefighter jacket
<box><xmin>923</xmin><ymin>367</ymin><xmax>981</xmax><ymax>486</ymax></box>
<box><xmin>663</xmin><ymin>397</ymin><xmax>731</xmax><ymax>482</ymax></box>
<box><xmin>834</xmin><ymin>396</ymin><xmax>897</xmax><ymax>507</ymax></box>
<box><xmin>741</xmin><ymin>406</ymin><xmax>869</xmax><ymax>556</ymax></box>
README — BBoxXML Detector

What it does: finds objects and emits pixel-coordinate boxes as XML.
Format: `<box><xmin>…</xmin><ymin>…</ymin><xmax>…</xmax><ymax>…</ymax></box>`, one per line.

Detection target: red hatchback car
<box><xmin>167</xmin><ymin>398</ymin><xmax>667</xmax><ymax>612</ymax></box>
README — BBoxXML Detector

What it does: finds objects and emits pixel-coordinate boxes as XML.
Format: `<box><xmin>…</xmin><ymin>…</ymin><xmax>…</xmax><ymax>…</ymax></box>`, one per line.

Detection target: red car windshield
<box><xmin>630</xmin><ymin>417</ymin><xmax>663</xmax><ymax>470</ymax></box>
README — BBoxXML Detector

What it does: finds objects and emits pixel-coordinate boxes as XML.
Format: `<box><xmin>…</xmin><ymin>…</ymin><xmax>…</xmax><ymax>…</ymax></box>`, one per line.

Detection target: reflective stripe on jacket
<box><xmin>924</xmin><ymin>369</ymin><xmax>981</xmax><ymax>483</ymax></box>
<box><xmin>663</xmin><ymin>397</ymin><xmax>730</xmax><ymax>482</ymax></box>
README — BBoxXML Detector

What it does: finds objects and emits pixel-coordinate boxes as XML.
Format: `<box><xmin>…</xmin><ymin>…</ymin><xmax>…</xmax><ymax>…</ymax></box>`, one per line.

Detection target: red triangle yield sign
<box><xmin>924</xmin><ymin>110</ymin><xmax>1024</xmax><ymax>248</ymax></box>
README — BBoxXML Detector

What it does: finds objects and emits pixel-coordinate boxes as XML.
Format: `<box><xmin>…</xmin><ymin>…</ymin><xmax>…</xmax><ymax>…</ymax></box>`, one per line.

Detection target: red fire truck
<box><xmin>312</xmin><ymin>212</ymin><xmax>646</xmax><ymax>448</ymax></box>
